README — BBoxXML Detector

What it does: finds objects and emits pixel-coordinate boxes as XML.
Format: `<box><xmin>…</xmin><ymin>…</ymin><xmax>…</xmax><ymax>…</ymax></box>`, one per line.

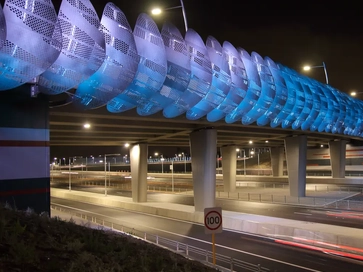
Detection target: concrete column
<box><xmin>284</xmin><ymin>135</ymin><xmax>307</xmax><ymax>197</ymax></box>
<box><xmin>221</xmin><ymin>145</ymin><xmax>236</xmax><ymax>192</ymax></box>
<box><xmin>190</xmin><ymin>128</ymin><xmax>217</xmax><ymax>212</ymax></box>
<box><xmin>130</xmin><ymin>143</ymin><xmax>148</xmax><ymax>202</ymax></box>
<box><xmin>329</xmin><ymin>140</ymin><xmax>346</xmax><ymax>178</ymax></box>
<box><xmin>0</xmin><ymin>86</ymin><xmax>50</xmax><ymax>214</ymax></box>
<box><xmin>270</xmin><ymin>147</ymin><xmax>284</xmax><ymax>177</ymax></box>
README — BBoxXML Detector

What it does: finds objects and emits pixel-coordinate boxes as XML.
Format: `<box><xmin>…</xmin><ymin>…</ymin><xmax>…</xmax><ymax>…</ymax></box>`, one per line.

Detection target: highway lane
<box><xmin>51</xmin><ymin>197</ymin><xmax>363</xmax><ymax>272</ymax></box>
<box><xmin>51</xmin><ymin>183</ymin><xmax>363</xmax><ymax>229</ymax></box>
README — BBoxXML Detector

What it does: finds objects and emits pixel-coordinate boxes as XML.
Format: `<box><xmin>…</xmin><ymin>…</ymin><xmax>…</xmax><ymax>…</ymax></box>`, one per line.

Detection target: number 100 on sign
<box><xmin>204</xmin><ymin>207</ymin><xmax>223</xmax><ymax>234</ymax></box>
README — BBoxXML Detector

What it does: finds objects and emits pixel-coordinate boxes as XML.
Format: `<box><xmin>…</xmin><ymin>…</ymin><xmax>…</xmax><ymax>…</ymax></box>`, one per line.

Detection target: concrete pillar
<box><xmin>221</xmin><ymin>145</ymin><xmax>236</xmax><ymax>192</ymax></box>
<box><xmin>284</xmin><ymin>135</ymin><xmax>307</xmax><ymax>197</ymax></box>
<box><xmin>190</xmin><ymin>128</ymin><xmax>217</xmax><ymax>212</ymax></box>
<box><xmin>130</xmin><ymin>143</ymin><xmax>148</xmax><ymax>202</ymax></box>
<box><xmin>0</xmin><ymin>86</ymin><xmax>50</xmax><ymax>214</ymax></box>
<box><xmin>329</xmin><ymin>140</ymin><xmax>346</xmax><ymax>178</ymax></box>
<box><xmin>270</xmin><ymin>147</ymin><xmax>284</xmax><ymax>176</ymax></box>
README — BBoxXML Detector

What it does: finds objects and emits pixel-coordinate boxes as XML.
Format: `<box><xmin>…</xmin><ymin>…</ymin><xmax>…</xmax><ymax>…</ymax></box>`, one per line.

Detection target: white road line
<box><xmin>294</xmin><ymin>212</ymin><xmax>312</xmax><ymax>216</ymax></box>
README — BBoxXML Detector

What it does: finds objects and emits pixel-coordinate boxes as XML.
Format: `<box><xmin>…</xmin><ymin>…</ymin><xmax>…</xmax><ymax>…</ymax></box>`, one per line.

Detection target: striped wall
<box><xmin>0</xmin><ymin>86</ymin><xmax>50</xmax><ymax>214</ymax></box>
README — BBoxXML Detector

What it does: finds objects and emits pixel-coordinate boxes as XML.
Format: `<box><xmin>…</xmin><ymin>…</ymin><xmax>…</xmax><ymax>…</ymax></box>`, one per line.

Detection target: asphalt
<box><xmin>51</xmin><ymin>188</ymin><xmax>363</xmax><ymax>252</ymax></box>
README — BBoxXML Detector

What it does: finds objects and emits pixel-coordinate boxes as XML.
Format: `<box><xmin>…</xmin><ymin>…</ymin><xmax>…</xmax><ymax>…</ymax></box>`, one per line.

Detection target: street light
<box><xmin>104</xmin><ymin>153</ymin><xmax>120</xmax><ymax>196</ymax></box>
<box><xmin>151</xmin><ymin>0</ymin><xmax>188</xmax><ymax>32</ymax></box>
<box><xmin>303</xmin><ymin>62</ymin><xmax>329</xmax><ymax>85</ymax></box>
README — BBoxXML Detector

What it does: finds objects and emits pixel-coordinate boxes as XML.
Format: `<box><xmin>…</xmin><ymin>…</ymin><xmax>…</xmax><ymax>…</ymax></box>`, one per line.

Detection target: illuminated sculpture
<box><xmin>0</xmin><ymin>0</ymin><xmax>363</xmax><ymax>137</ymax></box>
<box><xmin>38</xmin><ymin>0</ymin><xmax>105</xmax><ymax>95</ymax></box>
<box><xmin>73</xmin><ymin>3</ymin><xmax>139</xmax><ymax>109</ymax></box>
<box><xmin>0</xmin><ymin>0</ymin><xmax>61</xmax><ymax>91</ymax></box>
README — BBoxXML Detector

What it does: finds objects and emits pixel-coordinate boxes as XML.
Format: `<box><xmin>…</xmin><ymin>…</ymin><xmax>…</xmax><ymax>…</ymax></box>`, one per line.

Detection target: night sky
<box><xmin>84</xmin><ymin>0</ymin><xmax>363</xmax><ymax>94</ymax></box>
<box><xmin>45</xmin><ymin>0</ymin><xmax>363</xmax><ymax>93</ymax></box>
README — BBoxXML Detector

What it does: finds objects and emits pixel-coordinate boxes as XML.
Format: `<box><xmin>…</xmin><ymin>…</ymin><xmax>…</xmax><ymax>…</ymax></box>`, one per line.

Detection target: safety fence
<box><xmin>50</xmin><ymin>204</ymin><xmax>269</xmax><ymax>272</ymax></box>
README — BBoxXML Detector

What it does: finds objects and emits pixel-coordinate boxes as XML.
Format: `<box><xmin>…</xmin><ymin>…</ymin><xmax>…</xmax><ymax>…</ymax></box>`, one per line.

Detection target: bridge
<box><xmin>0</xmin><ymin>0</ymin><xmax>363</xmax><ymax>214</ymax></box>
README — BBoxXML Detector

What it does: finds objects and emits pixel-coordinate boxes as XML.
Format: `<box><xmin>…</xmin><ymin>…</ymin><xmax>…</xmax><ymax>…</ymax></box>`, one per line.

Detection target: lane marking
<box><xmin>294</xmin><ymin>212</ymin><xmax>312</xmax><ymax>216</ymax></box>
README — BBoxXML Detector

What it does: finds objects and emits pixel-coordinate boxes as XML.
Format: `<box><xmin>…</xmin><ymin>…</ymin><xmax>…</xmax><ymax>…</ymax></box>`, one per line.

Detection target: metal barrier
<box><xmin>50</xmin><ymin>204</ymin><xmax>268</xmax><ymax>272</ymax></box>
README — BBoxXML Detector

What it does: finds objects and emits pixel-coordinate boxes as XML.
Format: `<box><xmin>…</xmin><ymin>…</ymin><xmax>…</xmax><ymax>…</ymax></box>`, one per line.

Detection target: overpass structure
<box><xmin>0</xmin><ymin>0</ymin><xmax>363</xmax><ymax>214</ymax></box>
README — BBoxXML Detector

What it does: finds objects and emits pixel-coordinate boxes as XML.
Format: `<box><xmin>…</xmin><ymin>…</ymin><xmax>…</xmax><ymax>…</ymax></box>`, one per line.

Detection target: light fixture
<box><xmin>265</xmin><ymin>140</ymin><xmax>269</xmax><ymax>143</ymax></box>
<box><xmin>83</xmin><ymin>123</ymin><xmax>91</xmax><ymax>129</ymax></box>
<box><xmin>124</xmin><ymin>143</ymin><xmax>130</xmax><ymax>147</ymax></box>
<box><xmin>151</xmin><ymin>8</ymin><xmax>162</xmax><ymax>15</ymax></box>
<box><xmin>302</xmin><ymin>62</ymin><xmax>329</xmax><ymax>84</ymax></box>
<box><xmin>249</xmin><ymin>140</ymin><xmax>253</xmax><ymax>144</ymax></box>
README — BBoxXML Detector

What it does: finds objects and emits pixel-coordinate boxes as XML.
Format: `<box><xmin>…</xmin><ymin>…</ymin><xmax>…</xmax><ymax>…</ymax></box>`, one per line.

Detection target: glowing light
<box><xmin>151</xmin><ymin>8</ymin><xmax>162</xmax><ymax>15</ymax></box>
<box><xmin>303</xmin><ymin>66</ymin><xmax>311</xmax><ymax>71</ymax></box>
<box><xmin>124</xmin><ymin>143</ymin><xmax>130</xmax><ymax>147</ymax></box>
<box><xmin>83</xmin><ymin>123</ymin><xmax>91</xmax><ymax>129</ymax></box>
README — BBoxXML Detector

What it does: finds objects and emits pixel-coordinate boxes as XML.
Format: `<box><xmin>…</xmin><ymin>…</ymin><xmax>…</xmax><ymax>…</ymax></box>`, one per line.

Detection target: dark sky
<box><xmin>43</xmin><ymin>0</ymin><xmax>363</xmax><ymax>93</ymax></box>
<box><xmin>82</xmin><ymin>0</ymin><xmax>363</xmax><ymax>94</ymax></box>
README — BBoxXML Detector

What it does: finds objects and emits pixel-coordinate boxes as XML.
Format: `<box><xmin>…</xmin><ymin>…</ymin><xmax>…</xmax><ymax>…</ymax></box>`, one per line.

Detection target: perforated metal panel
<box><xmin>73</xmin><ymin>3</ymin><xmax>139</xmax><ymax>109</ymax></box>
<box><xmin>107</xmin><ymin>13</ymin><xmax>167</xmax><ymax>113</ymax></box>
<box><xmin>212</xmin><ymin>41</ymin><xmax>248</xmax><ymax>123</ymax></box>
<box><xmin>38</xmin><ymin>0</ymin><xmax>105</xmax><ymax>95</ymax></box>
<box><xmin>0</xmin><ymin>0</ymin><xmax>61</xmax><ymax>91</ymax></box>
<box><xmin>163</xmin><ymin>28</ymin><xmax>212</xmax><ymax>118</ymax></box>
<box><xmin>242</xmin><ymin>52</ymin><xmax>275</xmax><ymax>125</ymax></box>
<box><xmin>137</xmin><ymin>22</ymin><xmax>191</xmax><ymax>116</ymax></box>
<box><xmin>0</xmin><ymin>4</ymin><xmax>6</xmax><ymax>49</ymax></box>
<box><xmin>185</xmin><ymin>36</ymin><xmax>231</xmax><ymax>121</ymax></box>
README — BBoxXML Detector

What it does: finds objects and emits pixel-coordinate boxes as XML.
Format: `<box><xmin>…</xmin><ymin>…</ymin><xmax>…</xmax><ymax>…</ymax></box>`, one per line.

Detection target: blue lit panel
<box><xmin>258</xmin><ymin>57</ymin><xmax>287</xmax><ymax>126</ymax></box>
<box><xmin>73</xmin><ymin>3</ymin><xmax>139</xmax><ymax>109</ymax></box>
<box><xmin>163</xmin><ymin>29</ymin><xmax>212</xmax><ymax>118</ymax></box>
<box><xmin>226</xmin><ymin>48</ymin><xmax>261</xmax><ymax>123</ymax></box>
<box><xmin>310</xmin><ymin>84</ymin><xmax>328</xmax><ymax>132</ymax></box>
<box><xmin>38</xmin><ymin>0</ymin><xmax>105</xmax><ymax>95</ymax></box>
<box><xmin>107</xmin><ymin>13</ymin><xmax>167</xmax><ymax>113</ymax></box>
<box><xmin>0</xmin><ymin>4</ymin><xmax>6</xmax><ymax>49</ymax></box>
<box><xmin>292</xmin><ymin>76</ymin><xmax>313</xmax><ymax>130</ymax></box>
<box><xmin>331</xmin><ymin>90</ymin><xmax>347</xmax><ymax>134</ymax></box>
<box><xmin>186</xmin><ymin>36</ymin><xmax>231</xmax><ymax>121</ymax></box>
<box><xmin>281</xmin><ymin>66</ymin><xmax>306</xmax><ymax>129</ymax></box>
<box><xmin>211</xmin><ymin>41</ymin><xmax>248</xmax><ymax>122</ymax></box>
<box><xmin>264</xmin><ymin>57</ymin><xmax>288</xmax><ymax>128</ymax></box>
<box><xmin>273</xmin><ymin>64</ymin><xmax>296</xmax><ymax>128</ymax></box>
<box><xmin>242</xmin><ymin>52</ymin><xmax>275</xmax><ymax>125</ymax></box>
<box><xmin>349</xmin><ymin>97</ymin><xmax>363</xmax><ymax>136</ymax></box>
<box><xmin>341</xmin><ymin>93</ymin><xmax>355</xmax><ymax>135</ymax></box>
<box><xmin>0</xmin><ymin>0</ymin><xmax>61</xmax><ymax>91</ymax></box>
<box><xmin>301</xmin><ymin>79</ymin><xmax>321</xmax><ymax>131</ymax></box>
<box><xmin>137</xmin><ymin>22</ymin><xmax>191</xmax><ymax>116</ymax></box>
<box><xmin>320</xmin><ymin>85</ymin><xmax>340</xmax><ymax>133</ymax></box>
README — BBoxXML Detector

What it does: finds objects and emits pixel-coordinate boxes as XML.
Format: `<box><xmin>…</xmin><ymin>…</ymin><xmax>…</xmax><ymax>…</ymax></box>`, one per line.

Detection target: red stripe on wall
<box><xmin>0</xmin><ymin>187</ymin><xmax>50</xmax><ymax>196</ymax></box>
<box><xmin>0</xmin><ymin>140</ymin><xmax>49</xmax><ymax>147</ymax></box>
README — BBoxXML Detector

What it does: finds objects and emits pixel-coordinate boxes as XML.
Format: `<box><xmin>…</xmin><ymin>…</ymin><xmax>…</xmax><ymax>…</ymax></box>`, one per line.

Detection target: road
<box><xmin>51</xmin><ymin>182</ymin><xmax>363</xmax><ymax>229</ymax></box>
<box><xmin>51</xmin><ymin>197</ymin><xmax>363</xmax><ymax>272</ymax></box>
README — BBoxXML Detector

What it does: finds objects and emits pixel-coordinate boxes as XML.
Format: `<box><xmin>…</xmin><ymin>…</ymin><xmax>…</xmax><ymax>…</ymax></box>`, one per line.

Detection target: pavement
<box><xmin>51</xmin><ymin>188</ymin><xmax>363</xmax><ymax>252</ymax></box>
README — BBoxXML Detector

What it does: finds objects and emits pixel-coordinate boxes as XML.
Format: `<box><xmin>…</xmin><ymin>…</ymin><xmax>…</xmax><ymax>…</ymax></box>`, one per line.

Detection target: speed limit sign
<box><xmin>204</xmin><ymin>207</ymin><xmax>223</xmax><ymax>234</ymax></box>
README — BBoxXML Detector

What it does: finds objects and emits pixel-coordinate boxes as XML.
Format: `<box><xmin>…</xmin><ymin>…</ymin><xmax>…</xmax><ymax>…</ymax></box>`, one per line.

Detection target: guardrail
<box><xmin>50</xmin><ymin>204</ymin><xmax>269</xmax><ymax>272</ymax></box>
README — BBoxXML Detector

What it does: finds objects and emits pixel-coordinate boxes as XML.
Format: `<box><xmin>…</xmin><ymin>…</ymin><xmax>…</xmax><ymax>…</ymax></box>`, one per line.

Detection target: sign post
<box><xmin>204</xmin><ymin>207</ymin><xmax>223</xmax><ymax>265</ymax></box>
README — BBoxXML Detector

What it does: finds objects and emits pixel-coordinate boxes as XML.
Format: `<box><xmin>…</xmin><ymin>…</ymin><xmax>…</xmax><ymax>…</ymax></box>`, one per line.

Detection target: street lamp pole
<box><xmin>104</xmin><ymin>153</ymin><xmax>120</xmax><ymax>196</ymax></box>
<box><xmin>243</xmin><ymin>149</ymin><xmax>246</xmax><ymax>176</ymax></box>
<box><xmin>151</xmin><ymin>0</ymin><xmax>188</xmax><ymax>32</ymax></box>
<box><xmin>303</xmin><ymin>62</ymin><xmax>329</xmax><ymax>85</ymax></box>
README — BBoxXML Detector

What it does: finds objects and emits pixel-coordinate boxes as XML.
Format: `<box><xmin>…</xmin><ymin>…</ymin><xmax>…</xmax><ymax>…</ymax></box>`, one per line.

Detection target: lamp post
<box><xmin>104</xmin><ymin>153</ymin><xmax>120</xmax><ymax>196</ymax></box>
<box><xmin>151</xmin><ymin>0</ymin><xmax>188</xmax><ymax>32</ymax></box>
<box><xmin>160</xmin><ymin>156</ymin><xmax>164</xmax><ymax>173</ymax></box>
<box><xmin>69</xmin><ymin>156</ymin><xmax>82</xmax><ymax>191</ymax></box>
<box><xmin>303</xmin><ymin>62</ymin><xmax>329</xmax><ymax>85</ymax></box>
